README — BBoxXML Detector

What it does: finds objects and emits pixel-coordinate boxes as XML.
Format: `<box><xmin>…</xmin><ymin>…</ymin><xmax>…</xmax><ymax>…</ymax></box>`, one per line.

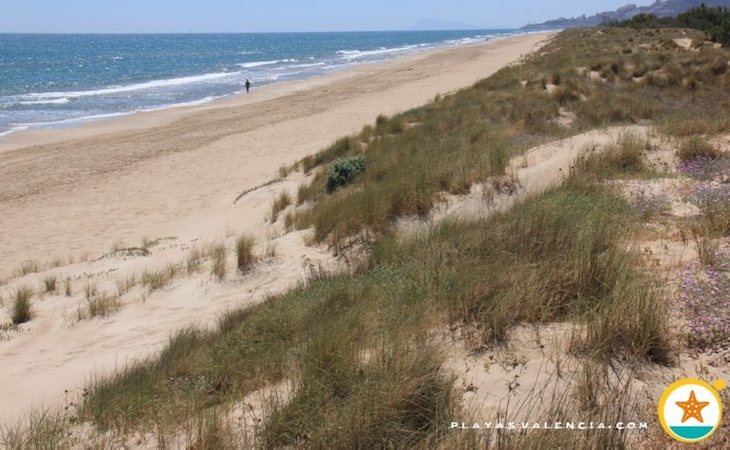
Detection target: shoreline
<box><xmin>0</xmin><ymin>31</ymin><xmax>553</xmax><ymax>425</ymax></box>
<box><xmin>0</xmin><ymin>32</ymin><xmax>553</xmax><ymax>276</ymax></box>
<box><xmin>0</xmin><ymin>32</ymin><xmax>525</xmax><ymax>151</ymax></box>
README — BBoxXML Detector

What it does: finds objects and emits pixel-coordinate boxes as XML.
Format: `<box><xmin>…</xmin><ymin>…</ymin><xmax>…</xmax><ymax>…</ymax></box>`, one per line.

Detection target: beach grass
<box><xmin>235</xmin><ymin>235</ymin><xmax>257</xmax><ymax>273</ymax></box>
<box><xmin>11</xmin><ymin>287</ymin><xmax>33</xmax><ymax>325</ymax></box>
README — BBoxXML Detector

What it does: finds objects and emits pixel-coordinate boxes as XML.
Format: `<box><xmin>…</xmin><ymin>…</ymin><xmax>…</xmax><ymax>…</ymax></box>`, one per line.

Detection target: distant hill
<box><xmin>522</xmin><ymin>0</ymin><xmax>730</xmax><ymax>30</ymax></box>
<box><xmin>412</xmin><ymin>18</ymin><xmax>483</xmax><ymax>31</ymax></box>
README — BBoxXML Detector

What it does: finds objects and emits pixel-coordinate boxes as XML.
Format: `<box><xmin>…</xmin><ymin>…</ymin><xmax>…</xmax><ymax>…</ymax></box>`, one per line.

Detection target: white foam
<box><xmin>285</xmin><ymin>62</ymin><xmax>327</xmax><ymax>69</ymax></box>
<box><xmin>237</xmin><ymin>59</ymin><xmax>298</xmax><ymax>69</ymax></box>
<box><xmin>14</xmin><ymin>98</ymin><xmax>71</xmax><ymax>106</ymax></box>
<box><xmin>12</xmin><ymin>72</ymin><xmax>238</xmax><ymax>102</ymax></box>
<box><xmin>336</xmin><ymin>43</ymin><xmax>430</xmax><ymax>60</ymax></box>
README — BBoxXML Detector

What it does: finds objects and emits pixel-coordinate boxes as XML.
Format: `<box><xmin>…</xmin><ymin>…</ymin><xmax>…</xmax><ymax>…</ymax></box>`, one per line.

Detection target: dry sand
<box><xmin>0</xmin><ymin>33</ymin><xmax>553</xmax><ymax>425</ymax></box>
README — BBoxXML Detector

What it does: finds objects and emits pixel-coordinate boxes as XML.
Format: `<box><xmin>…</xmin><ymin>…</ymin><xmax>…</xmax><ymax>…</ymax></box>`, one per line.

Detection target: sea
<box><xmin>0</xmin><ymin>30</ymin><xmax>521</xmax><ymax>137</ymax></box>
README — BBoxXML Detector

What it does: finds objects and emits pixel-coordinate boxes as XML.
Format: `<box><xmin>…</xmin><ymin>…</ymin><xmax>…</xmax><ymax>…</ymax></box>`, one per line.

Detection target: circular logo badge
<box><xmin>658</xmin><ymin>378</ymin><xmax>724</xmax><ymax>444</ymax></box>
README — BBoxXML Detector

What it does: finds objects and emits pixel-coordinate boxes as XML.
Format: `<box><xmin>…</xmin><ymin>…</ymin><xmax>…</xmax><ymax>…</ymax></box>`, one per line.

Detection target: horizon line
<box><xmin>0</xmin><ymin>27</ymin><xmax>523</xmax><ymax>36</ymax></box>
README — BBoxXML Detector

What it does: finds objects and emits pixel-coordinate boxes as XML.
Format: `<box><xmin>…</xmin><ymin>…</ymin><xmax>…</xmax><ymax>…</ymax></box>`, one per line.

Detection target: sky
<box><xmin>0</xmin><ymin>0</ymin><xmax>657</xmax><ymax>33</ymax></box>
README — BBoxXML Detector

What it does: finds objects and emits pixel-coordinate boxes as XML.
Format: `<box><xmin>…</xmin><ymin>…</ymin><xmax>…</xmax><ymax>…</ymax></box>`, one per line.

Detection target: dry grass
<box><xmin>270</xmin><ymin>191</ymin><xmax>292</xmax><ymax>224</ymax></box>
<box><xmin>142</xmin><ymin>264</ymin><xmax>180</xmax><ymax>292</ymax></box>
<box><xmin>64</xmin><ymin>277</ymin><xmax>72</xmax><ymax>297</ymax></box>
<box><xmin>11</xmin><ymin>287</ymin><xmax>33</xmax><ymax>325</ymax></box>
<box><xmin>211</xmin><ymin>244</ymin><xmax>228</xmax><ymax>281</ymax></box>
<box><xmin>43</xmin><ymin>276</ymin><xmax>57</xmax><ymax>294</ymax></box>
<box><xmin>235</xmin><ymin>235</ymin><xmax>257</xmax><ymax>273</ymax></box>
<box><xmin>79</xmin><ymin>292</ymin><xmax>122</xmax><ymax>320</ymax></box>
<box><xmin>678</xmin><ymin>136</ymin><xmax>722</xmax><ymax>162</ymax></box>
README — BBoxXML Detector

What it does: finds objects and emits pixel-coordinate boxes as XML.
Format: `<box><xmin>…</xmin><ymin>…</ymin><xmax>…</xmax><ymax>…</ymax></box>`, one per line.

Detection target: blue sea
<box><xmin>0</xmin><ymin>30</ymin><xmax>520</xmax><ymax>137</ymax></box>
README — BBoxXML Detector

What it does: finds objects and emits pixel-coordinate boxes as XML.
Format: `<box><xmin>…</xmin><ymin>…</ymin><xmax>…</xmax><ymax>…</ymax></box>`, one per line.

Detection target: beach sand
<box><xmin>0</xmin><ymin>33</ymin><xmax>553</xmax><ymax>425</ymax></box>
<box><xmin>0</xmin><ymin>33</ymin><xmax>550</xmax><ymax>276</ymax></box>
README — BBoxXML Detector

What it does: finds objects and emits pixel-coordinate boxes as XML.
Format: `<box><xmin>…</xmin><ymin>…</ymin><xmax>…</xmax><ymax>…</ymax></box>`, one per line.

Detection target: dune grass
<box><xmin>293</xmin><ymin>27</ymin><xmax>729</xmax><ymax>248</ymax></box>
<box><xmin>210</xmin><ymin>244</ymin><xmax>228</xmax><ymax>281</ymax></box>
<box><xmin>78</xmin><ymin>172</ymin><xmax>668</xmax><ymax>443</ymax></box>
<box><xmin>11</xmin><ymin>287</ymin><xmax>33</xmax><ymax>325</ymax></box>
<box><xmin>235</xmin><ymin>235</ymin><xmax>257</xmax><ymax>273</ymax></box>
<box><xmin>43</xmin><ymin>276</ymin><xmax>57</xmax><ymax>294</ymax></box>
<box><xmin>270</xmin><ymin>191</ymin><xmax>292</xmax><ymax>224</ymax></box>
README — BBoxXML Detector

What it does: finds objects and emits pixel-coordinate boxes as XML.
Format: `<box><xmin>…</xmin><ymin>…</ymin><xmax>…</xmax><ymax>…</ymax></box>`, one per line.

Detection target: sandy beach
<box><xmin>0</xmin><ymin>33</ymin><xmax>552</xmax><ymax>425</ymax></box>
<box><xmin>0</xmin><ymin>33</ymin><xmax>550</xmax><ymax>277</ymax></box>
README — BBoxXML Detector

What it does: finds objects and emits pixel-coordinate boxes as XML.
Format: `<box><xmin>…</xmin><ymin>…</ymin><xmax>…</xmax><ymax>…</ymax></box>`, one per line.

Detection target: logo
<box><xmin>658</xmin><ymin>378</ymin><xmax>724</xmax><ymax>443</ymax></box>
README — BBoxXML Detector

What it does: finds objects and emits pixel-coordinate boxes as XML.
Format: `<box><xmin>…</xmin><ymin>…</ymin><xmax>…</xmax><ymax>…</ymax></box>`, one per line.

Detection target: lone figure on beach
<box><xmin>245</xmin><ymin>79</ymin><xmax>251</xmax><ymax>93</ymax></box>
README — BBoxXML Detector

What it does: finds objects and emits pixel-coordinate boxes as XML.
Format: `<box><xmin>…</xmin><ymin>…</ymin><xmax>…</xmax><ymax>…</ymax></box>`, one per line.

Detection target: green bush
<box><xmin>326</xmin><ymin>155</ymin><xmax>367</xmax><ymax>192</ymax></box>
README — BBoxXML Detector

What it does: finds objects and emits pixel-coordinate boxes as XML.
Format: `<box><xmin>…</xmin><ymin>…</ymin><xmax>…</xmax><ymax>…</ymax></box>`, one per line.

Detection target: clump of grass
<box><xmin>142</xmin><ymin>264</ymin><xmax>180</xmax><ymax>292</ymax></box>
<box><xmin>0</xmin><ymin>409</ymin><xmax>70</xmax><ymax>449</ymax></box>
<box><xmin>43</xmin><ymin>276</ymin><xmax>57</xmax><ymax>294</ymax></box>
<box><xmin>264</xmin><ymin>241</ymin><xmax>277</xmax><ymax>259</ymax></box>
<box><xmin>678</xmin><ymin>136</ymin><xmax>721</xmax><ymax>162</ymax></box>
<box><xmin>575</xmin><ymin>135</ymin><xmax>649</xmax><ymax>181</ymax></box>
<box><xmin>302</xmin><ymin>137</ymin><xmax>356</xmax><ymax>173</ymax></box>
<box><xmin>12</xmin><ymin>287</ymin><xmax>33</xmax><ymax>325</ymax></box>
<box><xmin>17</xmin><ymin>260</ymin><xmax>40</xmax><ymax>277</ymax></box>
<box><xmin>263</xmin><ymin>342</ymin><xmax>455</xmax><ymax>448</ymax></box>
<box><xmin>186</xmin><ymin>246</ymin><xmax>203</xmax><ymax>275</ymax></box>
<box><xmin>82</xmin><ymin>292</ymin><xmax>122</xmax><ymax>320</ymax></box>
<box><xmin>211</xmin><ymin>244</ymin><xmax>228</xmax><ymax>280</ymax></box>
<box><xmin>64</xmin><ymin>277</ymin><xmax>72</xmax><ymax>297</ymax></box>
<box><xmin>235</xmin><ymin>235</ymin><xmax>257</xmax><ymax>273</ymax></box>
<box><xmin>270</xmin><ymin>191</ymin><xmax>292</xmax><ymax>223</ymax></box>
<box><xmin>115</xmin><ymin>274</ymin><xmax>138</xmax><ymax>296</ymax></box>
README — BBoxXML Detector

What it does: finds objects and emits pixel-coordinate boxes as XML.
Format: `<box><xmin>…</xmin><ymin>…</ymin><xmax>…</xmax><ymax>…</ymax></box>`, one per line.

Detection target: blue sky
<box><xmin>0</xmin><ymin>1</ymin><xmax>655</xmax><ymax>33</ymax></box>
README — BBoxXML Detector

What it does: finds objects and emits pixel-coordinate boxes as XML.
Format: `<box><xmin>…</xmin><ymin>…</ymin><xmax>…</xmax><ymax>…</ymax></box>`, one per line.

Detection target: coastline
<box><xmin>0</xmin><ymin>32</ymin><xmax>553</xmax><ymax>425</ymax></box>
<box><xmin>0</xmin><ymin>32</ymin><xmax>523</xmax><ymax>151</ymax></box>
<box><xmin>0</xmin><ymin>32</ymin><xmax>553</xmax><ymax>273</ymax></box>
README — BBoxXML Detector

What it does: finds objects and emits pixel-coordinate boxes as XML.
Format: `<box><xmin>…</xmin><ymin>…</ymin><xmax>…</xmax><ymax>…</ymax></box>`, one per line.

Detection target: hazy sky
<box><xmin>0</xmin><ymin>0</ymin><xmax>656</xmax><ymax>33</ymax></box>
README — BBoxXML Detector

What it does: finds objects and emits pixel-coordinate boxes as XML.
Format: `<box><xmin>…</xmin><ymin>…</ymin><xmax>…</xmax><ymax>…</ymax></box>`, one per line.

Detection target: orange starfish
<box><xmin>676</xmin><ymin>390</ymin><xmax>709</xmax><ymax>423</ymax></box>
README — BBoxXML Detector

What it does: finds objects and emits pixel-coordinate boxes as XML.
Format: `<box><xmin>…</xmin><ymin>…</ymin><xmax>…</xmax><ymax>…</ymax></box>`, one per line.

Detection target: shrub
<box><xmin>12</xmin><ymin>287</ymin><xmax>33</xmax><ymax>325</ymax></box>
<box><xmin>326</xmin><ymin>155</ymin><xmax>367</xmax><ymax>192</ymax></box>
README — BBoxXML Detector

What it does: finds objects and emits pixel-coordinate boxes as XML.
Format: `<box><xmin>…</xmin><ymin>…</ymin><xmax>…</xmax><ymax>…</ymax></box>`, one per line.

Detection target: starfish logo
<box><xmin>658</xmin><ymin>378</ymin><xmax>724</xmax><ymax>443</ymax></box>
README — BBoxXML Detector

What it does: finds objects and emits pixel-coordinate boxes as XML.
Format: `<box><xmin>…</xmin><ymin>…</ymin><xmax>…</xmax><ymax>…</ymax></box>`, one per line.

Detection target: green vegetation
<box><xmin>325</xmin><ymin>155</ymin><xmax>367</xmax><ymax>192</ymax></box>
<box><xmin>610</xmin><ymin>5</ymin><xmax>730</xmax><ymax>44</ymax></box>
<box><xmin>293</xmin><ymin>27</ymin><xmax>729</xmax><ymax>247</ymax></box>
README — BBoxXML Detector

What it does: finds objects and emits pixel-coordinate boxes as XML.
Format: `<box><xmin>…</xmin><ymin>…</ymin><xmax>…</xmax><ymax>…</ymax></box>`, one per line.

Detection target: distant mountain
<box><xmin>522</xmin><ymin>0</ymin><xmax>730</xmax><ymax>30</ymax></box>
<box><xmin>412</xmin><ymin>18</ymin><xmax>483</xmax><ymax>31</ymax></box>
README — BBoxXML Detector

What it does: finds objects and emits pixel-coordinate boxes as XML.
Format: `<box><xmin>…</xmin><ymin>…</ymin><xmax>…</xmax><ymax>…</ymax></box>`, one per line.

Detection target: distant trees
<box><xmin>608</xmin><ymin>4</ymin><xmax>730</xmax><ymax>44</ymax></box>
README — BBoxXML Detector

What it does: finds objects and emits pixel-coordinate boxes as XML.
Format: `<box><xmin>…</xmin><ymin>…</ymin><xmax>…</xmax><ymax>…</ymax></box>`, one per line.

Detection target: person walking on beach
<box><xmin>245</xmin><ymin>79</ymin><xmax>251</xmax><ymax>93</ymax></box>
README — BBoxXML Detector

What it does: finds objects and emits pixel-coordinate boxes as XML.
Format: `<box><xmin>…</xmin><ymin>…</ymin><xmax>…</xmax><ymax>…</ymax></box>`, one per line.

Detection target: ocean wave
<box><xmin>336</xmin><ymin>44</ymin><xmax>430</xmax><ymax>60</ymax></box>
<box><xmin>237</xmin><ymin>59</ymin><xmax>298</xmax><ymax>69</ymax></box>
<box><xmin>13</xmin><ymin>98</ymin><xmax>71</xmax><ymax>106</ymax></box>
<box><xmin>10</xmin><ymin>72</ymin><xmax>238</xmax><ymax>102</ymax></box>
